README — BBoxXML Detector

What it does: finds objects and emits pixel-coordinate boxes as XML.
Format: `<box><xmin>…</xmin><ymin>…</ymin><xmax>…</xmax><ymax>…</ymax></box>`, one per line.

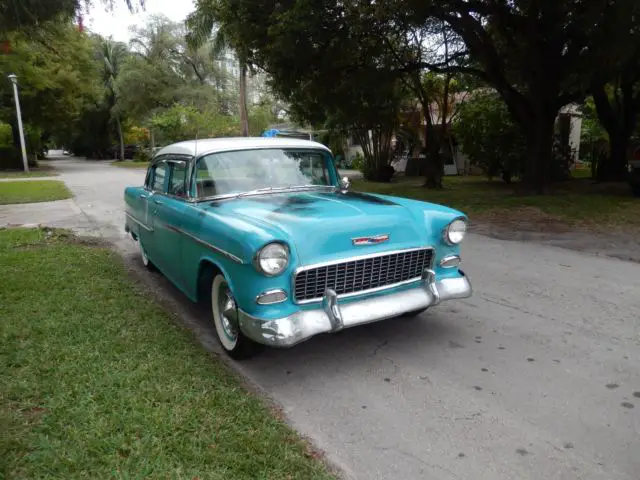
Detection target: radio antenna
<box><xmin>194</xmin><ymin>123</ymin><xmax>199</xmax><ymax>158</ymax></box>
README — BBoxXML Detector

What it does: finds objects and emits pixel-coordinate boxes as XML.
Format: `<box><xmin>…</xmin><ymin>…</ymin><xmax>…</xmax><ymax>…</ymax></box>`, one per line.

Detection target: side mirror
<box><xmin>340</xmin><ymin>176</ymin><xmax>350</xmax><ymax>191</ymax></box>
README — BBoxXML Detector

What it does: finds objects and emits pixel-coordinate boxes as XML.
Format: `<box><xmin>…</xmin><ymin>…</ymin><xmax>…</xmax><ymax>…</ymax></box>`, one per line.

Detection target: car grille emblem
<box><xmin>352</xmin><ymin>234</ymin><xmax>390</xmax><ymax>246</ymax></box>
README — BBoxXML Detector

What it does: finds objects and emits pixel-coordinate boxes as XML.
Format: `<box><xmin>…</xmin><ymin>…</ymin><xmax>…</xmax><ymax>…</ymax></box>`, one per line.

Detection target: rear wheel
<box><xmin>210</xmin><ymin>274</ymin><xmax>262</xmax><ymax>360</ymax></box>
<box><xmin>138</xmin><ymin>239</ymin><xmax>155</xmax><ymax>270</ymax></box>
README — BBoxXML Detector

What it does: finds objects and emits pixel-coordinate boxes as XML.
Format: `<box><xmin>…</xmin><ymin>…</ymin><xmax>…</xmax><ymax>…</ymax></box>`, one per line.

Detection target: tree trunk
<box><xmin>591</xmin><ymin>80</ymin><xmax>638</xmax><ymax>182</ymax></box>
<box><xmin>116</xmin><ymin>116</ymin><xmax>125</xmax><ymax>161</ymax></box>
<box><xmin>522</xmin><ymin>114</ymin><xmax>556</xmax><ymax>193</ymax></box>
<box><xmin>598</xmin><ymin>131</ymin><xmax>629</xmax><ymax>181</ymax></box>
<box><xmin>239</xmin><ymin>61</ymin><xmax>249</xmax><ymax>137</ymax></box>
<box><xmin>423</xmin><ymin>123</ymin><xmax>443</xmax><ymax>189</ymax></box>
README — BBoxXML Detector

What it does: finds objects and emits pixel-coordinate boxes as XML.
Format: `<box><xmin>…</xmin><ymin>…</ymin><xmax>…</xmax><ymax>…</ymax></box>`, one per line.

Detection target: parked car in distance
<box><xmin>110</xmin><ymin>144</ymin><xmax>140</xmax><ymax>160</ymax></box>
<box><xmin>124</xmin><ymin>137</ymin><xmax>472</xmax><ymax>359</ymax></box>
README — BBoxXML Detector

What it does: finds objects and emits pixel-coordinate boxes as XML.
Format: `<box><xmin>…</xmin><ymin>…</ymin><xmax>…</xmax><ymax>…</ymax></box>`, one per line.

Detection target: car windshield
<box><xmin>193</xmin><ymin>148</ymin><xmax>337</xmax><ymax>199</ymax></box>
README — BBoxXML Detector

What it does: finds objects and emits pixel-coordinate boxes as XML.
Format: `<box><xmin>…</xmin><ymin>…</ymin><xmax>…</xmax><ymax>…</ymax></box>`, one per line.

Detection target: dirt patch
<box><xmin>471</xmin><ymin>219</ymin><xmax>640</xmax><ymax>263</ymax></box>
<box><xmin>5</xmin><ymin>227</ymin><xmax>111</xmax><ymax>250</ymax></box>
<box><xmin>472</xmin><ymin>207</ymin><xmax>572</xmax><ymax>234</ymax></box>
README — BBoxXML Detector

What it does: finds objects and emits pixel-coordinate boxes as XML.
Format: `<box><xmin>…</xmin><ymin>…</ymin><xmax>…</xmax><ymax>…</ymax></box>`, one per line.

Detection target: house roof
<box><xmin>155</xmin><ymin>137</ymin><xmax>331</xmax><ymax>158</ymax></box>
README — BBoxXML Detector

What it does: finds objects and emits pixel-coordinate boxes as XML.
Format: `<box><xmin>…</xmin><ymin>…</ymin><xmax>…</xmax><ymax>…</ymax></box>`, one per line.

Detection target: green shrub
<box><xmin>0</xmin><ymin>123</ymin><xmax>13</xmax><ymax>147</ymax></box>
<box><xmin>452</xmin><ymin>91</ymin><xmax>526</xmax><ymax>183</ymax></box>
<box><xmin>351</xmin><ymin>152</ymin><xmax>365</xmax><ymax>172</ymax></box>
<box><xmin>133</xmin><ymin>148</ymin><xmax>152</xmax><ymax>163</ymax></box>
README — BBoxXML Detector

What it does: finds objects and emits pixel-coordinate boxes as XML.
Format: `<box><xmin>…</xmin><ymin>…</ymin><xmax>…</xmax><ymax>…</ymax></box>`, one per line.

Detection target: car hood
<box><xmin>202</xmin><ymin>190</ymin><xmax>437</xmax><ymax>266</ymax></box>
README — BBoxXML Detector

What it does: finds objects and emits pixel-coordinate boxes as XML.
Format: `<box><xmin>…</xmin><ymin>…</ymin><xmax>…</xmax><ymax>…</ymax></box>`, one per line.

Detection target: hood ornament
<box><xmin>339</xmin><ymin>176</ymin><xmax>351</xmax><ymax>193</ymax></box>
<box><xmin>352</xmin><ymin>234</ymin><xmax>390</xmax><ymax>246</ymax></box>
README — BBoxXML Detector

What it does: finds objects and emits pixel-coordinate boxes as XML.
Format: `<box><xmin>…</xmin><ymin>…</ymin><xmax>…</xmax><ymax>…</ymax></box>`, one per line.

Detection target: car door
<box><xmin>127</xmin><ymin>166</ymin><xmax>153</xmax><ymax>238</ymax></box>
<box><xmin>143</xmin><ymin>159</ymin><xmax>169</xmax><ymax>269</ymax></box>
<box><xmin>150</xmin><ymin>157</ymin><xmax>190</xmax><ymax>287</ymax></box>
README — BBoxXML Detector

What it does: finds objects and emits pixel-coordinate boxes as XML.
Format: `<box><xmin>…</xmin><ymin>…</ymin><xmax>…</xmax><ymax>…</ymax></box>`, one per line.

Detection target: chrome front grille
<box><xmin>293</xmin><ymin>248</ymin><xmax>434</xmax><ymax>303</ymax></box>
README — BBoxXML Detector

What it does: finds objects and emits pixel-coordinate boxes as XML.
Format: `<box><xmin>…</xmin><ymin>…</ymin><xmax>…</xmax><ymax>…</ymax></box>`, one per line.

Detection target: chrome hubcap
<box><xmin>218</xmin><ymin>287</ymin><xmax>238</xmax><ymax>342</ymax></box>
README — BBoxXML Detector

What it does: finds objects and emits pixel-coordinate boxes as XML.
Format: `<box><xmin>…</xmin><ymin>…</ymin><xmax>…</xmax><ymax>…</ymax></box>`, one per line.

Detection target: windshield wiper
<box><xmin>202</xmin><ymin>184</ymin><xmax>337</xmax><ymax>203</ymax></box>
<box><xmin>237</xmin><ymin>185</ymin><xmax>336</xmax><ymax>198</ymax></box>
<box><xmin>237</xmin><ymin>186</ymin><xmax>294</xmax><ymax>198</ymax></box>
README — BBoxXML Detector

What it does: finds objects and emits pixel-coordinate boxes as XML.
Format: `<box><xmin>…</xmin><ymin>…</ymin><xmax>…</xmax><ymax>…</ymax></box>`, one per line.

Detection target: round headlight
<box><xmin>444</xmin><ymin>218</ymin><xmax>467</xmax><ymax>245</ymax></box>
<box><xmin>255</xmin><ymin>242</ymin><xmax>289</xmax><ymax>276</ymax></box>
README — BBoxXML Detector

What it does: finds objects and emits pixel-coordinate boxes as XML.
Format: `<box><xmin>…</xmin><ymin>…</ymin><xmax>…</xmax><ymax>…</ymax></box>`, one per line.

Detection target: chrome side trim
<box><xmin>125</xmin><ymin>212</ymin><xmax>153</xmax><ymax>232</ymax></box>
<box><xmin>167</xmin><ymin>225</ymin><xmax>244</xmax><ymax>264</ymax></box>
<box><xmin>291</xmin><ymin>246</ymin><xmax>434</xmax><ymax>304</ymax></box>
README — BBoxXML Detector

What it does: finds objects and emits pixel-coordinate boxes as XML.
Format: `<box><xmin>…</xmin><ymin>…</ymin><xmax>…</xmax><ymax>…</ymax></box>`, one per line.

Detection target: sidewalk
<box><xmin>0</xmin><ymin>177</ymin><xmax>59</xmax><ymax>182</ymax></box>
<box><xmin>0</xmin><ymin>198</ymin><xmax>97</xmax><ymax>235</ymax></box>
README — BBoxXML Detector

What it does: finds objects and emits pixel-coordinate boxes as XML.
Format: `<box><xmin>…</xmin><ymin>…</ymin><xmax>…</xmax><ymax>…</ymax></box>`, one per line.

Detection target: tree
<box><xmin>387</xmin><ymin>0</ymin><xmax>636</xmax><ymax>191</ymax></box>
<box><xmin>204</xmin><ymin>0</ymin><xmax>407</xmax><ymax>180</ymax></box>
<box><xmin>149</xmin><ymin>103</ymin><xmax>239</xmax><ymax>144</ymax></box>
<box><xmin>590</xmin><ymin>37</ymin><xmax>640</xmax><ymax>181</ymax></box>
<box><xmin>453</xmin><ymin>90</ymin><xmax>526</xmax><ymax>183</ymax></box>
<box><xmin>0</xmin><ymin>21</ymin><xmax>100</xmax><ymax>165</ymax></box>
<box><xmin>214</xmin><ymin>0</ymin><xmax>640</xmax><ymax>190</ymax></box>
<box><xmin>100</xmin><ymin>39</ymin><xmax>129</xmax><ymax>160</ymax></box>
<box><xmin>119</xmin><ymin>15</ymin><xmax>234</xmax><ymax>120</ymax></box>
<box><xmin>186</xmin><ymin>0</ymin><xmax>250</xmax><ymax>136</ymax></box>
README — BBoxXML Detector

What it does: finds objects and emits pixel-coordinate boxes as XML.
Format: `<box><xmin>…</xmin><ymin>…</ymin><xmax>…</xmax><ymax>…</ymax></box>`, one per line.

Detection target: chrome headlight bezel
<box><xmin>253</xmin><ymin>242</ymin><xmax>290</xmax><ymax>277</ymax></box>
<box><xmin>442</xmin><ymin>217</ymin><xmax>467</xmax><ymax>245</ymax></box>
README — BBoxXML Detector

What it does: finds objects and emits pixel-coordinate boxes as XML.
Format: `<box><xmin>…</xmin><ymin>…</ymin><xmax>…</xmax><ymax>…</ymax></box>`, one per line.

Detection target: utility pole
<box><xmin>7</xmin><ymin>74</ymin><xmax>28</xmax><ymax>172</ymax></box>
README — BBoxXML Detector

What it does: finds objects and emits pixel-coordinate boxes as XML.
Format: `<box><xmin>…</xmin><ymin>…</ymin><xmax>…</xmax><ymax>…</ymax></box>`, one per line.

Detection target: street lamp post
<box><xmin>7</xmin><ymin>74</ymin><xmax>29</xmax><ymax>173</ymax></box>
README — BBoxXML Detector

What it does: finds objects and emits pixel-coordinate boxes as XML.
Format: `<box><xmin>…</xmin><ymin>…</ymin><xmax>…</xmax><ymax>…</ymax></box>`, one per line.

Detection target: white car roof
<box><xmin>154</xmin><ymin>137</ymin><xmax>332</xmax><ymax>158</ymax></box>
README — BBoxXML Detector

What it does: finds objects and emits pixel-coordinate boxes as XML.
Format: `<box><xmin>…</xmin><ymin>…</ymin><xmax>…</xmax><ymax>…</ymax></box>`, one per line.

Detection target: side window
<box><xmin>168</xmin><ymin>161</ymin><xmax>188</xmax><ymax>198</ymax></box>
<box><xmin>152</xmin><ymin>162</ymin><xmax>168</xmax><ymax>193</ymax></box>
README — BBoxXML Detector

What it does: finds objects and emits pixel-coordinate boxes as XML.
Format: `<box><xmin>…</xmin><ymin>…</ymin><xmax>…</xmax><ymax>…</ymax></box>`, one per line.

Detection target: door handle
<box><xmin>153</xmin><ymin>199</ymin><xmax>163</xmax><ymax>205</ymax></box>
<box><xmin>139</xmin><ymin>194</ymin><xmax>148</xmax><ymax>199</ymax></box>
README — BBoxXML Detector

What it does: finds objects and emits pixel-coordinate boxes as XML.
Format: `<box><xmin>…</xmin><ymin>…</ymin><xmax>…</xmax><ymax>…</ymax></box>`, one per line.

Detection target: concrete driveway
<box><xmin>31</xmin><ymin>158</ymin><xmax>640</xmax><ymax>480</ymax></box>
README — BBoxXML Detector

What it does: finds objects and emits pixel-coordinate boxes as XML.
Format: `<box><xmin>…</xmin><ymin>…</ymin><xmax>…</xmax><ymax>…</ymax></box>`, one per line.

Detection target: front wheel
<box><xmin>210</xmin><ymin>274</ymin><xmax>262</xmax><ymax>360</ymax></box>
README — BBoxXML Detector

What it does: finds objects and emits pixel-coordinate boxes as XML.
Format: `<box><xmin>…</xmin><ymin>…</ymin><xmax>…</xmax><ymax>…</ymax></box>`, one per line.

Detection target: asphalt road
<box><xmin>45</xmin><ymin>158</ymin><xmax>640</xmax><ymax>480</ymax></box>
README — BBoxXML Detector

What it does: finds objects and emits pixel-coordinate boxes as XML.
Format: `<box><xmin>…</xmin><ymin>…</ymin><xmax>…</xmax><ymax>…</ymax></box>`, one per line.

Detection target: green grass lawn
<box><xmin>0</xmin><ymin>180</ymin><xmax>72</xmax><ymax>205</ymax></box>
<box><xmin>354</xmin><ymin>174</ymin><xmax>640</xmax><ymax>231</ymax></box>
<box><xmin>111</xmin><ymin>161</ymin><xmax>150</xmax><ymax>169</ymax></box>
<box><xmin>0</xmin><ymin>228</ymin><xmax>335</xmax><ymax>480</ymax></box>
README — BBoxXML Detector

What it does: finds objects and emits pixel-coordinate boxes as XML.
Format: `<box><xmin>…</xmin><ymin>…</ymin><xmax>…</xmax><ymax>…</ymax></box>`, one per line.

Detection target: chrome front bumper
<box><xmin>238</xmin><ymin>272</ymin><xmax>472</xmax><ymax>348</ymax></box>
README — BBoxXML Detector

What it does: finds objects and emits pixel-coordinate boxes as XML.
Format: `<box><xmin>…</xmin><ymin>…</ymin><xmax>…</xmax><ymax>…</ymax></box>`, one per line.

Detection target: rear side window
<box><xmin>152</xmin><ymin>163</ymin><xmax>167</xmax><ymax>192</ymax></box>
<box><xmin>168</xmin><ymin>162</ymin><xmax>188</xmax><ymax>197</ymax></box>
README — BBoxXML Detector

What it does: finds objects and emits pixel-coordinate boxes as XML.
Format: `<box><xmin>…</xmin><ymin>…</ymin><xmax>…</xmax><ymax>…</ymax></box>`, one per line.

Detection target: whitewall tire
<box><xmin>139</xmin><ymin>240</ymin><xmax>153</xmax><ymax>270</ymax></box>
<box><xmin>210</xmin><ymin>274</ymin><xmax>261</xmax><ymax>359</ymax></box>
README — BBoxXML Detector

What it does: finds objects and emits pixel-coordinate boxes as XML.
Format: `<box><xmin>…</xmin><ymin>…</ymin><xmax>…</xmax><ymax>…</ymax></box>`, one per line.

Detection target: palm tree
<box><xmin>100</xmin><ymin>39</ymin><xmax>129</xmax><ymax>160</ymax></box>
<box><xmin>186</xmin><ymin>2</ymin><xmax>250</xmax><ymax>136</ymax></box>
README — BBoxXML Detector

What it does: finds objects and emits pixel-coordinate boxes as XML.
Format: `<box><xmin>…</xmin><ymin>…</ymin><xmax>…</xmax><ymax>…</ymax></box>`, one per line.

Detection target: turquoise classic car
<box><xmin>124</xmin><ymin>137</ymin><xmax>472</xmax><ymax>359</ymax></box>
